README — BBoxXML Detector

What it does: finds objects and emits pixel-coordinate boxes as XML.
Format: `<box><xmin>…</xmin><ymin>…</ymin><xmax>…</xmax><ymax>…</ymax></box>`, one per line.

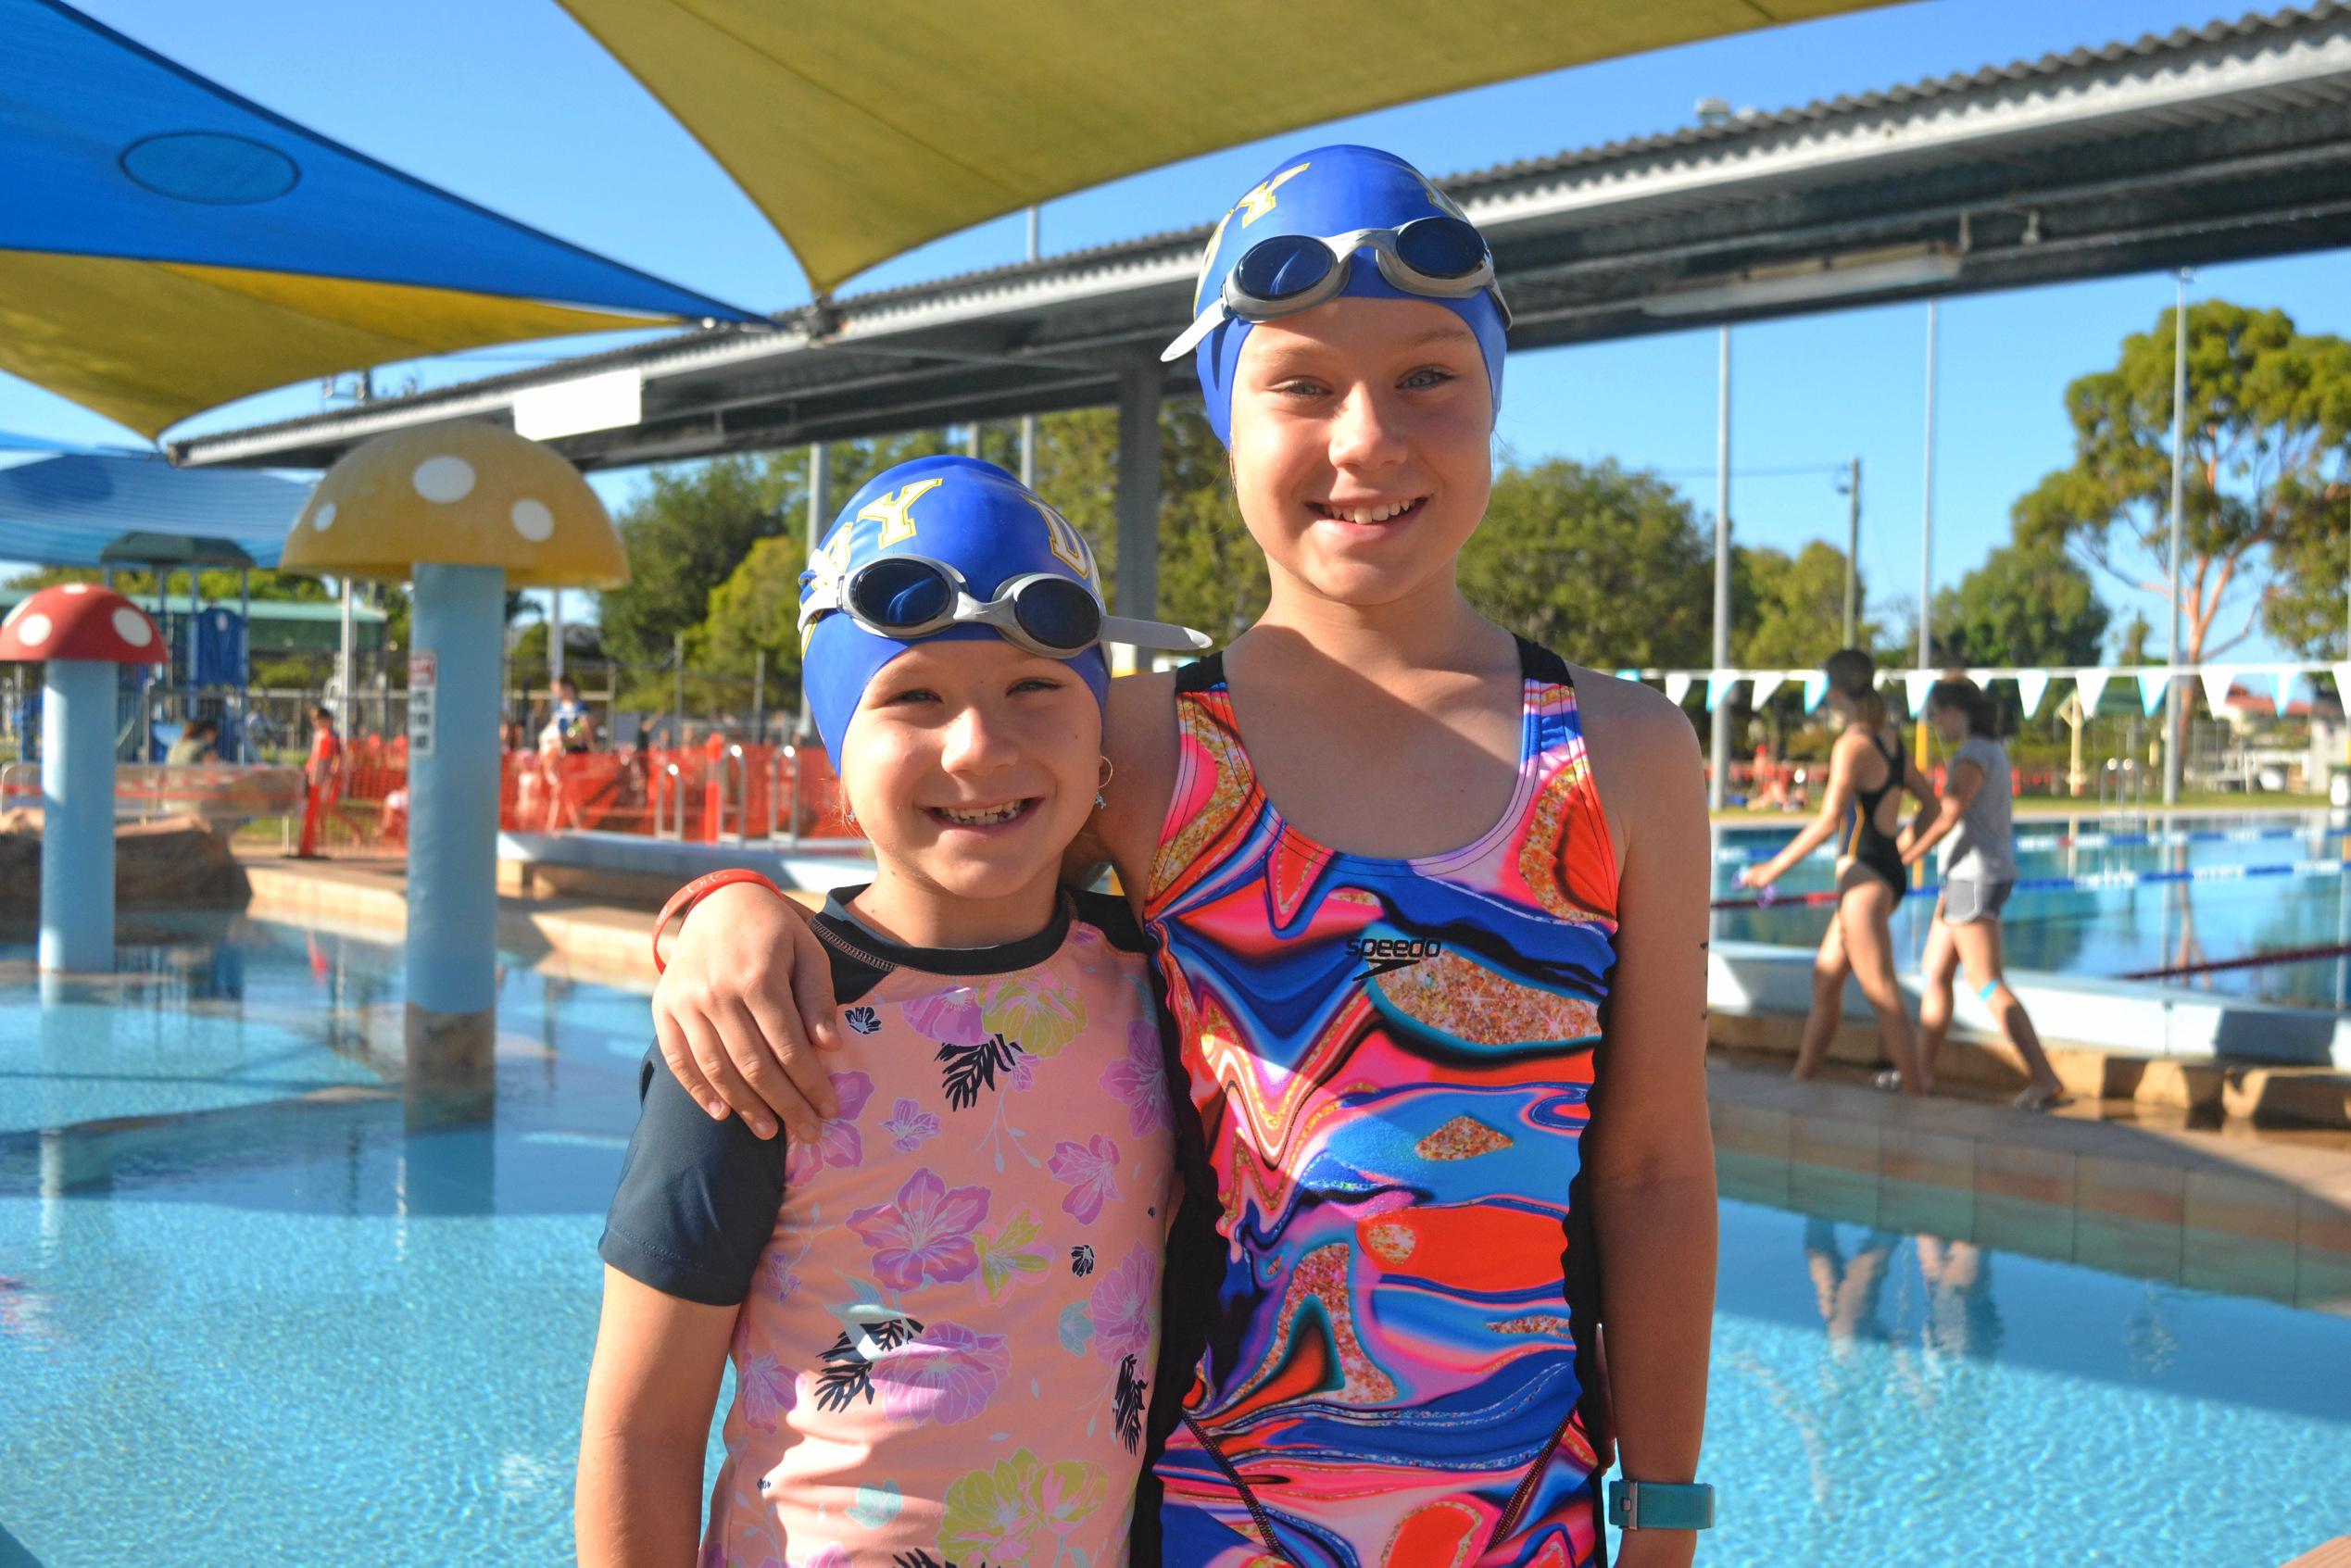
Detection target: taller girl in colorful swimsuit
<box><xmin>652</xmin><ymin>146</ymin><xmax>1720</xmax><ymax>1568</ymax></box>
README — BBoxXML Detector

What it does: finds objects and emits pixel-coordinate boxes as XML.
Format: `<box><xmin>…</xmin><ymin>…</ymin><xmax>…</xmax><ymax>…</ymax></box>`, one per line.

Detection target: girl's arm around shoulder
<box><xmin>1565</xmin><ymin>667</ymin><xmax>1716</xmax><ymax>1568</ymax></box>
<box><xmin>577</xmin><ymin>1267</ymin><xmax>736</xmax><ymax>1568</ymax></box>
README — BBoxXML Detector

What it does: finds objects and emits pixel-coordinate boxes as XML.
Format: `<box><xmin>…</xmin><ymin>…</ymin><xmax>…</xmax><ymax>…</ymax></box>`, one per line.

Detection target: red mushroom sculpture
<box><xmin>0</xmin><ymin>583</ymin><xmax>167</xmax><ymax>972</ymax></box>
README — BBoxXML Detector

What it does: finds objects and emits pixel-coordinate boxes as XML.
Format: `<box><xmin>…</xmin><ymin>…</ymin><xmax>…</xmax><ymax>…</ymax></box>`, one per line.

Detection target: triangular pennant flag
<box><xmin>1704</xmin><ymin>672</ymin><xmax>1741</xmax><ymax>712</ymax></box>
<box><xmin>1616</xmin><ymin>668</ymin><xmax>1641</xmax><ymax>682</ymax></box>
<box><xmin>2075</xmin><ymin>669</ymin><xmax>2111</xmax><ymax>714</ymax></box>
<box><xmin>1902</xmin><ymin>670</ymin><xmax>1937</xmax><ymax>716</ymax></box>
<box><xmin>1748</xmin><ymin>671</ymin><xmax>1786</xmax><ymax>706</ymax></box>
<box><xmin>1967</xmin><ymin>668</ymin><xmax>1996</xmax><ymax>689</ymax></box>
<box><xmin>2015</xmin><ymin>670</ymin><xmax>2051</xmax><ymax>719</ymax></box>
<box><xmin>2271</xmin><ymin>666</ymin><xmax>2297</xmax><ymax>711</ymax></box>
<box><xmin>2199</xmin><ymin>666</ymin><xmax>2236</xmax><ymax>715</ymax></box>
<box><xmin>1665</xmin><ymin>672</ymin><xmax>1692</xmax><ymax>706</ymax></box>
<box><xmin>2136</xmin><ymin>668</ymin><xmax>2171</xmax><ymax>715</ymax></box>
<box><xmin>2333</xmin><ymin>663</ymin><xmax>2351</xmax><ymax>707</ymax></box>
<box><xmin>1801</xmin><ymin>672</ymin><xmax>1829</xmax><ymax>711</ymax></box>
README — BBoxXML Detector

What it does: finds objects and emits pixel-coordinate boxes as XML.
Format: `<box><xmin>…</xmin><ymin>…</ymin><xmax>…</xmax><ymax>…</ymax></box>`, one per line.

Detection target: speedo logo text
<box><xmin>1347</xmin><ymin>936</ymin><xmax>1443</xmax><ymax>982</ymax></box>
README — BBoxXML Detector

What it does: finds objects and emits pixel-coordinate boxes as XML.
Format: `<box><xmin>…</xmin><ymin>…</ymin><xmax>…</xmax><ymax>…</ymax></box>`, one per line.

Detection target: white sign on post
<box><xmin>409</xmin><ymin>650</ymin><xmax>438</xmax><ymax>759</ymax></box>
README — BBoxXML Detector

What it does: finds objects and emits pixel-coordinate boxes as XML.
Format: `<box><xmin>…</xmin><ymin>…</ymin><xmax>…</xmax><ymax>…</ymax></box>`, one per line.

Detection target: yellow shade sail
<box><xmin>561</xmin><ymin>0</ymin><xmax>1906</xmax><ymax>295</ymax></box>
<box><xmin>0</xmin><ymin>251</ymin><xmax>673</xmax><ymax>440</ymax></box>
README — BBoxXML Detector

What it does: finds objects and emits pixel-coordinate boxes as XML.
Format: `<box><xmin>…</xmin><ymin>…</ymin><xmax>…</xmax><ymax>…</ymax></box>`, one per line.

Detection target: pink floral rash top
<box><xmin>601</xmin><ymin>889</ymin><xmax>1185</xmax><ymax>1568</ymax></box>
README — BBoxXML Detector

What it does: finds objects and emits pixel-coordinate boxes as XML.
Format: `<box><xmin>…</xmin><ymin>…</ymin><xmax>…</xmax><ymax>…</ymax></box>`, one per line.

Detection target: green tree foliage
<box><xmin>598</xmin><ymin>456</ymin><xmax>798</xmax><ymax>667</ymax></box>
<box><xmin>4</xmin><ymin>564</ymin><xmax>331</xmax><ymax>601</ymax></box>
<box><xmin>1458</xmin><ymin>458</ymin><xmax>1713</xmax><ymax>667</ymax></box>
<box><xmin>1731</xmin><ymin>540</ymin><xmax>1873</xmax><ymax>668</ymax></box>
<box><xmin>1929</xmin><ymin>538</ymin><xmax>2109</xmax><ymax>666</ymax></box>
<box><xmin>2013</xmin><ymin>298</ymin><xmax>2351</xmax><ymax>661</ymax></box>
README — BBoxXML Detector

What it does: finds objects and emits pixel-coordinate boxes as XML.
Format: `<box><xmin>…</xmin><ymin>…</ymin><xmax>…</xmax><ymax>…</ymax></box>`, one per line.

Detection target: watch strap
<box><xmin>1607</xmin><ymin>1479</ymin><xmax>1715</xmax><ymax>1531</ymax></box>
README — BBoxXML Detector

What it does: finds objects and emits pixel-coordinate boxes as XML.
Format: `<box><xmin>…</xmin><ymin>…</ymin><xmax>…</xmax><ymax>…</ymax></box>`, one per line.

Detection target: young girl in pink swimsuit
<box><xmin>577</xmin><ymin>458</ymin><xmax>1211</xmax><ymax>1567</ymax></box>
<box><xmin>648</xmin><ymin>149</ymin><xmax>1719</xmax><ymax>1568</ymax></box>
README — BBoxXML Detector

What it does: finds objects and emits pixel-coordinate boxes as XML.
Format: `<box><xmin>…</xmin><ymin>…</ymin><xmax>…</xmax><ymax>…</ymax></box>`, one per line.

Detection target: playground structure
<box><xmin>0</xmin><ymin>583</ymin><xmax>166</xmax><ymax>972</ymax></box>
<box><xmin>280</xmin><ymin>422</ymin><xmax>624</xmax><ymax>1113</ymax></box>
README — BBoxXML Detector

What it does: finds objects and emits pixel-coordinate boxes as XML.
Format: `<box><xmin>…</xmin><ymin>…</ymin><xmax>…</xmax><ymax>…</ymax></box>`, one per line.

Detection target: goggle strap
<box><xmin>1100</xmin><ymin>613</ymin><xmax>1214</xmax><ymax>653</ymax></box>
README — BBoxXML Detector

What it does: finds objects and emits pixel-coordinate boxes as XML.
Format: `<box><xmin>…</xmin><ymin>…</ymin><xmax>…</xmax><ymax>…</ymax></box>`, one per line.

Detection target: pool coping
<box><xmin>238</xmin><ymin>856</ymin><xmax>2351</xmax><ymax>1317</ymax></box>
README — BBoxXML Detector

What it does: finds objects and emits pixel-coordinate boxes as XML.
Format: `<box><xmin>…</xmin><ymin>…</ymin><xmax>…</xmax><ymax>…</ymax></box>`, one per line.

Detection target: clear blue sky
<box><xmin>5</xmin><ymin>0</ymin><xmax>2341</xmax><ymax>662</ymax></box>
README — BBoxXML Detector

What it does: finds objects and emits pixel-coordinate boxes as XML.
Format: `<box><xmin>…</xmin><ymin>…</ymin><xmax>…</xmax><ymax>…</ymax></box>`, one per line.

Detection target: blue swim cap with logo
<box><xmin>1176</xmin><ymin>144</ymin><xmax>1508</xmax><ymax>446</ymax></box>
<box><xmin>798</xmin><ymin>456</ymin><xmax>1113</xmax><ymax>766</ymax></box>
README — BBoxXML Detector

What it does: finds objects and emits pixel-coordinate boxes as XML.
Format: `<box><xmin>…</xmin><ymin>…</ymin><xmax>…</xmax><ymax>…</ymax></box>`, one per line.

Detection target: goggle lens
<box><xmin>1009</xmin><ymin>577</ymin><xmax>1102</xmax><ymax>652</ymax></box>
<box><xmin>1232</xmin><ymin>233</ymin><xmax>1337</xmax><ymax>303</ymax></box>
<box><xmin>847</xmin><ymin>557</ymin><xmax>953</xmax><ymax>630</ymax></box>
<box><xmin>1391</xmin><ymin>217</ymin><xmax>1487</xmax><ymax>281</ymax></box>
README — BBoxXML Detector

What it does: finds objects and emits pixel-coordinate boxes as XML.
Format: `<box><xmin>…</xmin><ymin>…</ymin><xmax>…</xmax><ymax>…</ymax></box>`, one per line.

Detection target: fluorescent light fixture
<box><xmin>1641</xmin><ymin>243</ymin><xmax>1961</xmax><ymax>318</ymax></box>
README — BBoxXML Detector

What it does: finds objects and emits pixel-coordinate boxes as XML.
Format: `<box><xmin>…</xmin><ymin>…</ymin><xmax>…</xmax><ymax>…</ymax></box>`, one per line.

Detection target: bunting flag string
<box><xmin>1902</xmin><ymin>670</ymin><xmax>1938</xmax><ymax>716</ymax></box>
<box><xmin>2075</xmin><ymin>669</ymin><xmax>2112</xmax><ymax>715</ymax></box>
<box><xmin>2136</xmin><ymin>669</ymin><xmax>2172</xmax><ymax>716</ymax></box>
<box><xmin>2015</xmin><ymin>670</ymin><xmax>2052</xmax><ymax>719</ymax></box>
<box><xmin>1704</xmin><ymin>672</ymin><xmax>1741</xmax><ymax>712</ymax></box>
<box><xmin>1664</xmin><ymin>672</ymin><xmax>1693</xmax><ymax>706</ymax></box>
<box><xmin>2199</xmin><ymin>666</ymin><xmax>2237</xmax><ymax>715</ymax></box>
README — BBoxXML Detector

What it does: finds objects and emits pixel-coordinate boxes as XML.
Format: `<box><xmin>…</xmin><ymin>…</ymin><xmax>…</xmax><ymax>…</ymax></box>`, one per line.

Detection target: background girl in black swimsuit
<box><xmin>1740</xmin><ymin>649</ymin><xmax>1934</xmax><ymax>1093</ymax></box>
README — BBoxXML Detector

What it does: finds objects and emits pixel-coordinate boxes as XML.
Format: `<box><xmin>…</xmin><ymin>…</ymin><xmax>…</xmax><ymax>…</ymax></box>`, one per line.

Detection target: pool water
<box><xmin>1715</xmin><ymin>811</ymin><xmax>2351</xmax><ymax>1009</ymax></box>
<box><xmin>2</xmin><ymin>917</ymin><xmax>2347</xmax><ymax>1566</ymax></box>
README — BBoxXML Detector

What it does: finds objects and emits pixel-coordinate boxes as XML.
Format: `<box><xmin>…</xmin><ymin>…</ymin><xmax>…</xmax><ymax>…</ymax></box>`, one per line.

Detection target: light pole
<box><xmin>1915</xmin><ymin>300</ymin><xmax>1938</xmax><ymax>767</ymax></box>
<box><xmin>1836</xmin><ymin>456</ymin><xmax>1861</xmax><ymax>647</ymax></box>
<box><xmin>2165</xmin><ymin>270</ymin><xmax>2191</xmax><ymax>806</ymax></box>
<box><xmin>1709</xmin><ymin>325</ymin><xmax>1733</xmax><ymax>811</ymax></box>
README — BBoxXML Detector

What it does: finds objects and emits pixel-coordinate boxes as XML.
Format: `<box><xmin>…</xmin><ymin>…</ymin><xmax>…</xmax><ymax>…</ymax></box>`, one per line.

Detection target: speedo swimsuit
<box><xmin>1143</xmin><ymin>639</ymin><xmax>1619</xmax><ymax>1568</ymax></box>
<box><xmin>1845</xmin><ymin>729</ymin><xmax>1907</xmax><ymax>895</ymax></box>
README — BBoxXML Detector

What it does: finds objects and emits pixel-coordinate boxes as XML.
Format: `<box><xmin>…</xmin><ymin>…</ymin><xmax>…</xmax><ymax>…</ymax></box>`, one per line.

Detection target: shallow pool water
<box><xmin>1715</xmin><ymin>810</ymin><xmax>2351</xmax><ymax>1008</ymax></box>
<box><xmin>2</xmin><ymin>915</ymin><xmax>2345</xmax><ymax>1566</ymax></box>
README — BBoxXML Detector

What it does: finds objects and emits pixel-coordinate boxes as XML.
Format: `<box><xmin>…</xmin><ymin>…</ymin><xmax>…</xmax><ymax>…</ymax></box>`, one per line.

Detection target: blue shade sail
<box><xmin>0</xmin><ymin>453</ymin><xmax>308</xmax><ymax>569</ymax></box>
<box><xmin>0</xmin><ymin>0</ymin><xmax>758</xmax><ymax>434</ymax></box>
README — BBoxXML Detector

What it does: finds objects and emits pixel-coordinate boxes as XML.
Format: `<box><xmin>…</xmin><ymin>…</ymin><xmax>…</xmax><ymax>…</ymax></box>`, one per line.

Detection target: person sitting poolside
<box><xmin>166</xmin><ymin>719</ymin><xmax>219</xmax><ymax>767</ymax></box>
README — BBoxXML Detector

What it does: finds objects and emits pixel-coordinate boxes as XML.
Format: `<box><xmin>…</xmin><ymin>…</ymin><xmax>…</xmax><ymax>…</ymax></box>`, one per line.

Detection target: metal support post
<box><xmin>1915</xmin><ymin>300</ymin><xmax>1939</xmax><ymax>768</ymax></box>
<box><xmin>2165</xmin><ymin>270</ymin><xmax>2190</xmax><ymax>806</ymax></box>
<box><xmin>1114</xmin><ymin>364</ymin><xmax>1163</xmax><ymax>662</ymax></box>
<box><xmin>1708</xmin><ymin>326</ymin><xmax>1732</xmax><ymax>811</ymax></box>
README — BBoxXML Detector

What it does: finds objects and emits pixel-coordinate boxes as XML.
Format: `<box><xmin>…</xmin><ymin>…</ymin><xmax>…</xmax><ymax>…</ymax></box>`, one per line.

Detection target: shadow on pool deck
<box><xmin>1709</xmin><ymin>1059</ymin><xmax>2351</xmax><ymax>1317</ymax></box>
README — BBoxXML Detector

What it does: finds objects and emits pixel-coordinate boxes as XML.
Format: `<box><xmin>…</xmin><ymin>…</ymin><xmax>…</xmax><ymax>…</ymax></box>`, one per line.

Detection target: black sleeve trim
<box><xmin>597</xmin><ymin>1049</ymin><xmax>789</xmax><ymax>1306</ymax></box>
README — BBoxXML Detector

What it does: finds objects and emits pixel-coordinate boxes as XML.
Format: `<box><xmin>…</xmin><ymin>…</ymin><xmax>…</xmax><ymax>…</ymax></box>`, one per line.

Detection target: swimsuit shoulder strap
<box><xmin>1149</xmin><ymin>652</ymin><xmax>1262</xmax><ymax>909</ymax></box>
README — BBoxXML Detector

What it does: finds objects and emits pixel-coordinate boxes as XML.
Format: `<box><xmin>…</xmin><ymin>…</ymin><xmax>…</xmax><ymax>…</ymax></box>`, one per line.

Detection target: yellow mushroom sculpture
<box><xmin>283</xmin><ymin>422</ymin><xmax>624</xmax><ymax>1106</ymax></box>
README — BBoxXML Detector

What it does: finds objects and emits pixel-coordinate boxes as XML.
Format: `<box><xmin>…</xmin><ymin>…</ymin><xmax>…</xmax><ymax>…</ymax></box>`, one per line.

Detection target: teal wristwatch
<box><xmin>1607</xmin><ymin>1479</ymin><xmax>1716</xmax><ymax>1531</ymax></box>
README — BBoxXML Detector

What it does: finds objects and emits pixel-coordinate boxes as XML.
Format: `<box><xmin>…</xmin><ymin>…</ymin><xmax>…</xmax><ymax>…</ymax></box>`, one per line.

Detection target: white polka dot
<box><xmin>19</xmin><ymin>613</ymin><xmax>51</xmax><ymax>647</ymax></box>
<box><xmin>509</xmin><ymin>497</ymin><xmax>555</xmax><ymax>543</ymax></box>
<box><xmin>112</xmin><ymin>608</ymin><xmax>152</xmax><ymax>646</ymax></box>
<box><xmin>411</xmin><ymin>456</ymin><xmax>476</xmax><ymax>503</ymax></box>
<box><xmin>312</xmin><ymin>501</ymin><xmax>337</xmax><ymax>533</ymax></box>
<box><xmin>61</xmin><ymin>583</ymin><xmax>90</xmax><ymax>595</ymax></box>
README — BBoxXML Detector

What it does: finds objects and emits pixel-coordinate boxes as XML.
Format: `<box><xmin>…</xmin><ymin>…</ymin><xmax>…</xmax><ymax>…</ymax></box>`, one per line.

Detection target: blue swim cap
<box><xmin>1183</xmin><ymin>144</ymin><xmax>1507</xmax><ymax>446</ymax></box>
<box><xmin>798</xmin><ymin>456</ymin><xmax>1110</xmax><ymax>766</ymax></box>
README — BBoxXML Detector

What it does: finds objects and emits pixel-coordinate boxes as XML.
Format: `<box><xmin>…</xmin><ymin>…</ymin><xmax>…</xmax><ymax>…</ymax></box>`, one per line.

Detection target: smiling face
<box><xmin>1226</xmin><ymin>295</ymin><xmax>1493</xmax><ymax>612</ymax></box>
<box><xmin>835</xmin><ymin>638</ymin><xmax>1101</xmax><ymax>941</ymax></box>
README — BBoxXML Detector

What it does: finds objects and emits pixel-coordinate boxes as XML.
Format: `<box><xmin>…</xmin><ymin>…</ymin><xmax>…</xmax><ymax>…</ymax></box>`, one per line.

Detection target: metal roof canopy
<box><xmin>175</xmin><ymin>4</ymin><xmax>2351</xmax><ymax>472</ymax></box>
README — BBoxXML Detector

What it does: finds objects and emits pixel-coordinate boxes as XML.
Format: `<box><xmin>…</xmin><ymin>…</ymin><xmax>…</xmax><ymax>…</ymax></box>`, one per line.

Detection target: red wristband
<box><xmin>653</xmin><ymin>868</ymin><xmax>787</xmax><ymax>973</ymax></box>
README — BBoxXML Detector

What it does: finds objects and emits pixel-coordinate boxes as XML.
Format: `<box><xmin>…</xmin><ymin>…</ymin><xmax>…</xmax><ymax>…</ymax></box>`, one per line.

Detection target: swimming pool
<box><xmin>1715</xmin><ymin>810</ymin><xmax>2351</xmax><ymax>1009</ymax></box>
<box><xmin>2</xmin><ymin>917</ymin><xmax>2345</xmax><ymax>1566</ymax></box>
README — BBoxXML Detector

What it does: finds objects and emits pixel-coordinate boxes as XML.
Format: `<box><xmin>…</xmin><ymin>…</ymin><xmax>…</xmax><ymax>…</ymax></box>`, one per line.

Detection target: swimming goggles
<box><xmin>799</xmin><ymin>553</ymin><xmax>1211</xmax><ymax>659</ymax></box>
<box><xmin>1161</xmin><ymin>217</ymin><xmax>1512</xmax><ymax>362</ymax></box>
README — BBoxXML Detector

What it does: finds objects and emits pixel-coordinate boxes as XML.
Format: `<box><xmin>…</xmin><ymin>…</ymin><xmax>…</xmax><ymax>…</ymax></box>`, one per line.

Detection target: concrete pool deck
<box><xmin>236</xmin><ymin>853</ymin><xmax>2351</xmax><ymax>1319</ymax></box>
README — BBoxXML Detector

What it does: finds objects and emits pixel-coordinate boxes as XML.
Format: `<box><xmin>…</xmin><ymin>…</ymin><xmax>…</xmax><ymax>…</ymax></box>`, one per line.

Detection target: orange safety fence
<box><xmin>273</xmin><ymin>736</ymin><xmax>864</xmax><ymax>857</ymax></box>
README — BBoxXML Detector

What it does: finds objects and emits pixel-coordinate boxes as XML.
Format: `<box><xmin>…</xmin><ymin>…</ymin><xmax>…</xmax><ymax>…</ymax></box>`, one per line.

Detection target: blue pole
<box><xmin>40</xmin><ymin>658</ymin><xmax>116</xmax><ymax>972</ymax></box>
<box><xmin>407</xmin><ymin>562</ymin><xmax>502</xmax><ymax>1010</ymax></box>
<box><xmin>404</xmin><ymin>563</ymin><xmax>503</xmax><ymax>1117</ymax></box>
